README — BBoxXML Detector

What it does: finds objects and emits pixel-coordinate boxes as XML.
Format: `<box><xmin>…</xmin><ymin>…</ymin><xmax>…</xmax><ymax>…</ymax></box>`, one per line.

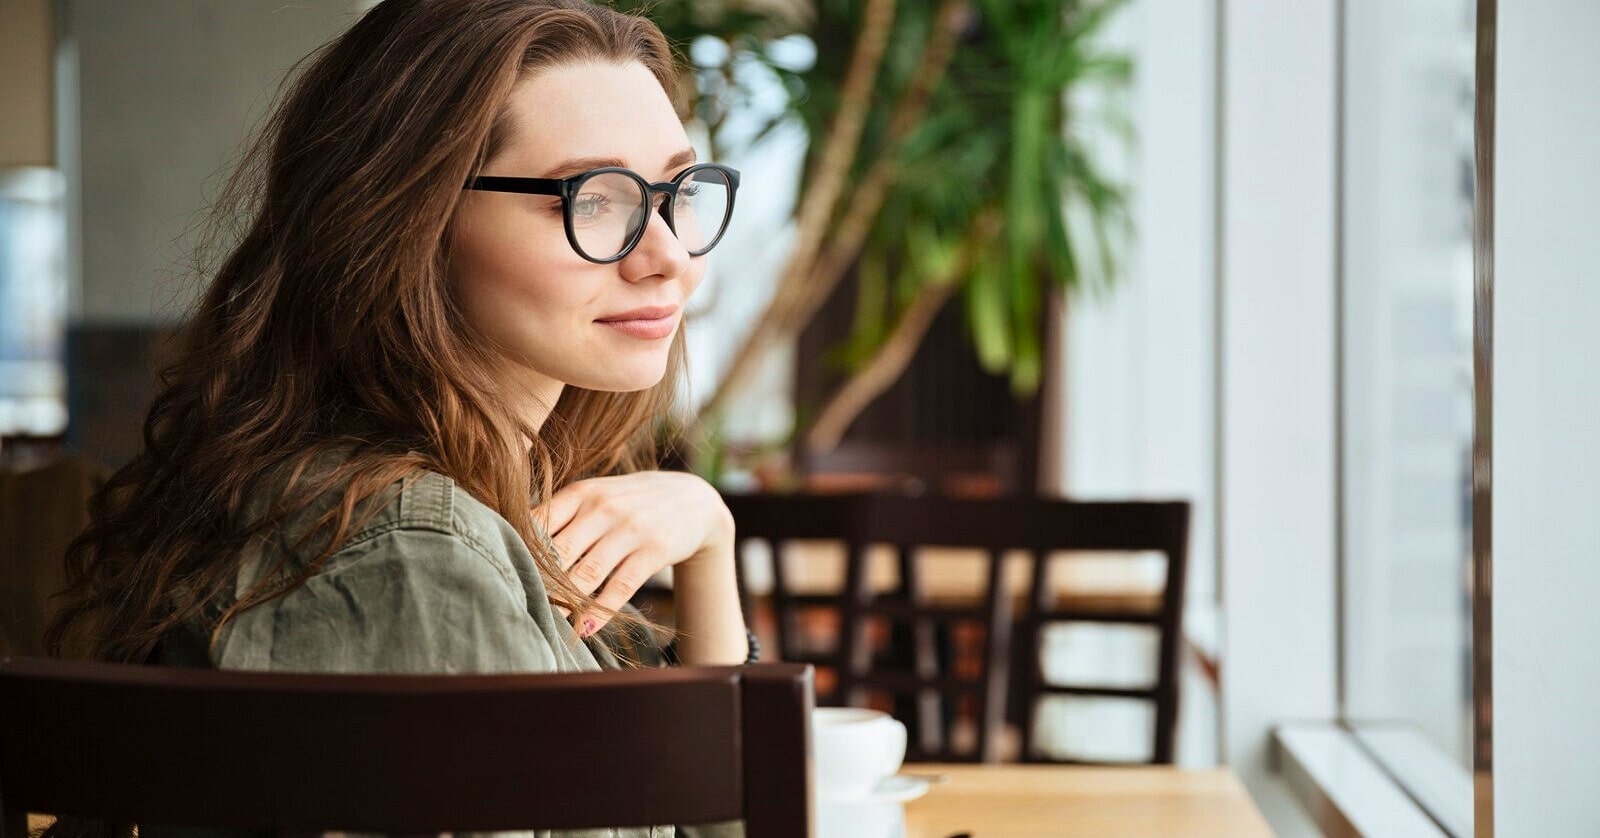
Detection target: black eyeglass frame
<box><xmin>463</xmin><ymin>162</ymin><xmax>741</xmax><ymax>264</ymax></box>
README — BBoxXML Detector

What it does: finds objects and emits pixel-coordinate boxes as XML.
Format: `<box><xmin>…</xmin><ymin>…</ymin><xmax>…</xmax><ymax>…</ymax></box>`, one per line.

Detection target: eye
<box><xmin>572</xmin><ymin>193</ymin><xmax>612</xmax><ymax>219</ymax></box>
<box><xmin>674</xmin><ymin>183</ymin><xmax>701</xmax><ymax>206</ymax></box>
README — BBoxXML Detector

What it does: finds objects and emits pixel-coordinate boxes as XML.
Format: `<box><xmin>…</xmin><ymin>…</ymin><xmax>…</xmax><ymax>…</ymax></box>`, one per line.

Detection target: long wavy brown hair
<box><xmin>44</xmin><ymin>0</ymin><xmax>693</xmax><ymax>667</ymax></box>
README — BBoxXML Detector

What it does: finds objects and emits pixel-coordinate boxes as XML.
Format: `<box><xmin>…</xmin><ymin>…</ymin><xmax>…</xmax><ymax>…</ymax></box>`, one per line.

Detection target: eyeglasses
<box><xmin>463</xmin><ymin>162</ymin><xmax>740</xmax><ymax>264</ymax></box>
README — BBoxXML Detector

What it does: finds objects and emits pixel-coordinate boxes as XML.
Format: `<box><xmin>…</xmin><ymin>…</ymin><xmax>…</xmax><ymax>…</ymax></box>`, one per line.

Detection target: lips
<box><xmin>596</xmin><ymin>305</ymin><xmax>678</xmax><ymax>323</ymax></box>
<box><xmin>596</xmin><ymin>306</ymin><xmax>679</xmax><ymax>340</ymax></box>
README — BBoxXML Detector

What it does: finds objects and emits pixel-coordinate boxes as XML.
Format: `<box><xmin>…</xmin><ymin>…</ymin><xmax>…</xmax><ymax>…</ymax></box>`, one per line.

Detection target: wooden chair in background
<box><xmin>722</xmin><ymin>492</ymin><xmax>1014</xmax><ymax>763</ymax></box>
<box><xmin>721</xmin><ymin>491</ymin><xmax>1192</xmax><ymax>765</ymax></box>
<box><xmin>1009</xmin><ymin>500</ymin><xmax>1191</xmax><ymax>765</ymax></box>
<box><xmin>0</xmin><ymin>657</ymin><xmax>814</xmax><ymax>838</ymax></box>
<box><xmin>0</xmin><ymin>453</ymin><xmax>107</xmax><ymax>656</ymax></box>
<box><xmin>716</xmin><ymin>492</ymin><xmax>865</xmax><ymax>695</ymax></box>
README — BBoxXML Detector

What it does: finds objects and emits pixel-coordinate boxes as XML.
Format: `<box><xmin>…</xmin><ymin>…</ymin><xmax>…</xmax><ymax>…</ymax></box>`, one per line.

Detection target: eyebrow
<box><xmin>539</xmin><ymin>147</ymin><xmax>698</xmax><ymax>180</ymax></box>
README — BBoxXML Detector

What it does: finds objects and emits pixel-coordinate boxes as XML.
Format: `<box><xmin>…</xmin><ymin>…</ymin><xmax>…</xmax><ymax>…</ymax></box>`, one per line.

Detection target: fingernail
<box><xmin>580</xmin><ymin>618</ymin><xmax>596</xmax><ymax>638</ymax></box>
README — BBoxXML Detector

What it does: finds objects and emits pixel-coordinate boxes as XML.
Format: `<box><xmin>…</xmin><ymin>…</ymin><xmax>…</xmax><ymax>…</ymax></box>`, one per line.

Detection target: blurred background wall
<box><xmin>62</xmin><ymin>0</ymin><xmax>369</xmax><ymax>464</ymax></box>
<box><xmin>0</xmin><ymin>0</ymin><xmax>54</xmax><ymax>167</ymax></box>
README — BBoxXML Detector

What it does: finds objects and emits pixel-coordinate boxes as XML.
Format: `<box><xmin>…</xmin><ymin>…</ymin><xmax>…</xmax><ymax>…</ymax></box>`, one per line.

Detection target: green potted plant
<box><xmin>628</xmin><ymin>0</ymin><xmax>1132</xmax><ymax>479</ymax></box>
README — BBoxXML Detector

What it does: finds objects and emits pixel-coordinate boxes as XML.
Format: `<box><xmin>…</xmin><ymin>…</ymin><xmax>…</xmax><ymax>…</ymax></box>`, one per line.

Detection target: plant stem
<box><xmin>693</xmin><ymin>0</ymin><xmax>898</xmax><ymax>425</ymax></box>
<box><xmin>696</xmin><ymin>0</ymin><xmax>969</xmax><ymax>426</ymax></box>
<box><xmin>800</xmin><ymin>208</ymin><xmax>1001</xmax><ymax>455</ymax></box>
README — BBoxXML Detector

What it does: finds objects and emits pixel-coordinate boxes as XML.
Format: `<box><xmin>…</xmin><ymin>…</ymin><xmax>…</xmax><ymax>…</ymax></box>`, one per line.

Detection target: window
<box><xmin>1339</xmin><ymin>0</ymin><xmax>1477</xmax><ymax>821</ymax></box>
<box><xmin>0</xmin><ymin>167</ymin><xmax>67</xmax><ymax>438</ymax></box>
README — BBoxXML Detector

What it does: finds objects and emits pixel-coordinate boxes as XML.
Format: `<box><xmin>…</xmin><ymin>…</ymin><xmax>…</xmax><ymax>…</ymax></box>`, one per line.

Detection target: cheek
<box><xmin>452</xmin><ymin>205</ymin><xmax>583</xmax><ymax>322</ymax></box>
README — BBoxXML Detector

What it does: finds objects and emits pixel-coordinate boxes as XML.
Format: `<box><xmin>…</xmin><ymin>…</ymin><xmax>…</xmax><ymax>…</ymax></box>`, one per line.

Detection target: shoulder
<box><xmin>339</xmin><ymin>468</ymin><xmax>501</xmax><ymax>555</ymax></box>
<box><xmin>344</xmin><ymin>468</ymin><xmax>560</xmax><ymax>596</ymax></box>
<box><xmin>220</xmin><ymin>528</ymin><xmax>562</xmax><ymax>674</ymax></box>
<box><xmin>241</xmin><ymin>448</ymin><xmax>529</xmax><ymax>575</ymax></box>
<box><xmin>217</xmin><ymin>512</ymin><xmax>570</xmax><ymax>674</ymax></box>
<box><xmin>291</xmin><ymin>462</ymin><xmax>550</xmax><ymax>610</ymax></box>
<box><xmin>214</xmin><ymin>456</ymin><xmax>589</xmax><ymax>674</ymax></box>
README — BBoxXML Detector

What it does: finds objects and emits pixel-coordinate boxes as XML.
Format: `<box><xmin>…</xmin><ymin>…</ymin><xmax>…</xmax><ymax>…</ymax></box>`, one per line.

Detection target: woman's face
<box><xmin>450</xmin><ymin>60</ymin><xmax>704</xmax><ymax>411</ymax></box>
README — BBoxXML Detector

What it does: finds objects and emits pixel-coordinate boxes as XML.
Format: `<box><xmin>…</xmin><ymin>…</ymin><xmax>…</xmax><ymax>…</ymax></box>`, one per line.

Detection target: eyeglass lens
<box><xmin>570</xmin><ymin>168</ymin><xmax>733</xmax><ymax>261</ymax></box>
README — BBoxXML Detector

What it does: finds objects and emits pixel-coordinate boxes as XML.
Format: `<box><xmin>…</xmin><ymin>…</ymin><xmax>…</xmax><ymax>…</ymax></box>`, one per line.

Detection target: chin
<box><xmin>572</xmin><ymin>363</ymin><xmax>670</xmax><ymax>393</ymax></box>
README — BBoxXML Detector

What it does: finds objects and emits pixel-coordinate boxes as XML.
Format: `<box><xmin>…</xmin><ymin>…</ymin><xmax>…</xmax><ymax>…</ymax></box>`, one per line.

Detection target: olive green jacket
<box><xmin>152</xmin><ymin>457</ymin><xmax>742</xmax><ymax>838</ymax></box>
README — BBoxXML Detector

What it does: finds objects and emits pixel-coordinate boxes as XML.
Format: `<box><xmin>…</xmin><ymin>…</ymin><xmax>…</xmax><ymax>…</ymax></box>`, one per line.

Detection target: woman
<box><xmin>46</xmin><ymin>0</ymin><xmax>750</xmax><ymax>834</ymax></box>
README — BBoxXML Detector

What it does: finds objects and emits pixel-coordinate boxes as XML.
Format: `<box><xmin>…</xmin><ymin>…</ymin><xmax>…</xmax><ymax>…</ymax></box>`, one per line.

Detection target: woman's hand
<box><xmin>532</xmin><ymin>470</ymin><xmax>737</xmax><ymax>640</ymax></box>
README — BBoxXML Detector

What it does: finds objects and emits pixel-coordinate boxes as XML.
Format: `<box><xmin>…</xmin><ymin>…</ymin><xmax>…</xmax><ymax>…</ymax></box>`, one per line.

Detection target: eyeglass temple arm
<box><xmin>463</xmin><ymin>176</ymin><xmax>564</xmax><ymax>195</ymax></box>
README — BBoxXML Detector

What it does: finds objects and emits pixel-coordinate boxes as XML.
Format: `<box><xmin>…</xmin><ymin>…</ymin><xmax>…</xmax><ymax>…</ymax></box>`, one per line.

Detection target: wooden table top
<box><xmin>900</xmin><ymin>763</ymin><xmax>1273</xmax><ymax>837</ymax></box>
<box><xmin>31</xmin><ymin>765</ymin><xmax>1272</xmax><ymax>837</ymax></box>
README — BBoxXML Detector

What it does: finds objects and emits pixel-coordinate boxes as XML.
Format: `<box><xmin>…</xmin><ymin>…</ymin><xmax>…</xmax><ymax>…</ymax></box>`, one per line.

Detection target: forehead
<box><xmin>495</xmin><ymin>60</ymin><xmax>691</xmax><ymax>179</ymax></box>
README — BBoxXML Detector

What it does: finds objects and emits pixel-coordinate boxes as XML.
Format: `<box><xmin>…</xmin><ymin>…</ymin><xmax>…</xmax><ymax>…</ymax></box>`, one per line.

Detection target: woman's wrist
<box><xmin>686</xmin><ymin>497</ymin><xmax>736</xmax><ymax>569</ymax></box>
<box><xmin>661</xmin><ymin>626</ymin><xmax>758</xmax><ymax>666</ymax></box>
<box><xmin>671</xmin><ymin>533</ymin><xmax>749</xmax><ymax>665</ymax></box>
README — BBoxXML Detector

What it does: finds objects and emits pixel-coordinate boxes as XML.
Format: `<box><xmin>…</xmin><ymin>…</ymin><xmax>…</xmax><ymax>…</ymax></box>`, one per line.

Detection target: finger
<box><xmin>566</xmin><ymin>530</ymin><xmax>635</xmax><ymax>597</ymax></box>
<box><xmin>533</xmin><ymin>485</ymin><xmax>584</xmax><ymax>541</ymax></box>
<box><xmin>545</xmin><ymin>502</ymin><xmax>619</xmax><ymax>572</ymax></box>
<box><xmin>574</xmin><ymin>553</ymin><xmax>657</xmax><ymax>638</ymax></box>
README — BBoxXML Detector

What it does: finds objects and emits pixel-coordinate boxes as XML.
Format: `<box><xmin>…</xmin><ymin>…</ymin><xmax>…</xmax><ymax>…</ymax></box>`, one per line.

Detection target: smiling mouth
<box><xmin>597</xmin><ymin>314</ymin><xmax>677</xmax><ymax>340</ymax></box>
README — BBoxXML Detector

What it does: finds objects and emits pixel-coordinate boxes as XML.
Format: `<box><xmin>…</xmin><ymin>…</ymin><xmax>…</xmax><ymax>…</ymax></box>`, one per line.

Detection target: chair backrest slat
<box><xmin>741</xmin><ymin>664</ymin><xmax>816</xmax><ymax>833</ymax></box>
<box><xmin>0</xmin><ymin>657</ymin><xmax>813</xmax><ymax>835</ymax></box>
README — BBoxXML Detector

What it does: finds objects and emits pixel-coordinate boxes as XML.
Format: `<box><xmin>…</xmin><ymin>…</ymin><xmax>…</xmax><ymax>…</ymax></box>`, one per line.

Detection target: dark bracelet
<box><xmin>661</xmin><ymin>626</ymin><xmax>759</xmax><ymax>666</ymax></box>
<box><xmin>744</xmin><ymin>625</ymin><xmax>761</xmax><ymax>664</ymax></box>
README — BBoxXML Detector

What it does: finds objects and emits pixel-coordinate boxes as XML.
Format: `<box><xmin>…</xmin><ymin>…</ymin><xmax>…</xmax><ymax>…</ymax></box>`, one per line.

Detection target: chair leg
<box><xmin>836</xmin><ymin>543</ymin><xmax>873</xmax><ymax>707</ymax></box>
<box><xmin>1014</xmin><ymin>619</ymin><xmax>1041</xmax><ymax>763</ymax></box>
<box><xmin>769</xmin><ymin>538</ymin><xmax>798</xmax><ymax>662</ymax></box>
<box><xmin>898</xmin><ymin>544</ymin><xmax>944</xmax><ymax>756</ymax></box>
<box><xmin>978</xmin><ymin>548</ymin><xmax>1015</xmax><ymax>763</ymax></box>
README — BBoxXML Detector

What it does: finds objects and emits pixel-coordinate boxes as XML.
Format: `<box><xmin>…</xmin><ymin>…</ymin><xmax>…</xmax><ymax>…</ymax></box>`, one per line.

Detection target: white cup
<box><xmin>816</xmin><ymin>797</ymin><xmax>906</xmax><ymax>838</ymax></box>
<box><xmin>811</xmin><ymin>707</ymin><xmax>907</xmax><ymax>800</ymax></box>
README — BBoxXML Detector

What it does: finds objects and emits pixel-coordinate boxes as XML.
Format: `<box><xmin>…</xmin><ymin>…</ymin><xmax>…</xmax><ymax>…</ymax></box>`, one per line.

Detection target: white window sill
<box><xmin>1274</xmin><ymin>724</ymin><xmax>1470</xmax><ymax>837</ymax></box>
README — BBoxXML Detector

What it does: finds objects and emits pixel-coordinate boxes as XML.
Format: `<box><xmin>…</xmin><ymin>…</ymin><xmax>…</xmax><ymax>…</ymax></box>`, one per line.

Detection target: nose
<box><xmin>619</xmin><ymin>192</ymin><xmax>692</xmax><ymax>280</ymax></box>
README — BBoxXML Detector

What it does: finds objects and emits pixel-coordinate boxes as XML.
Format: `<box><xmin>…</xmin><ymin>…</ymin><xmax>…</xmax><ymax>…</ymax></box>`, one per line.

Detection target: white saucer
<box><xmin>870</xmin><ymin>774</ymin><xmax>933</xmax><ymax>803</ymax></box>
<box><xmin>820</xmin><ymin>774</ymin><xmax>933</xmax><ymax>804</ymax></box>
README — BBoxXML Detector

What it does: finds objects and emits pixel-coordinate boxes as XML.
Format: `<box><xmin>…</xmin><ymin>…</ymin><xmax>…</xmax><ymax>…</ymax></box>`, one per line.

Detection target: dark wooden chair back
<box><xmin>722</xmin><ymin>492</ymin><xmax>1015</xmax><ymax>762</ymax></box>
<box><xmin>0</xmin><ymin>657</ymin><xmax>814</xmax><ymax>837</ymax></box>
<box><xmin>1009</xmin><ymin>500</ymin><xmax>1191</xmax><ymax>764</ymax></box>
<box><xmin>721</xmin><ymin>492</ymin><xmax>1190</xmax><ymax>765</ymax></box>
<box><xmin>719</xmin><ymin>492</ymin><xmax>866</xmax><ymax>683</ymax></box>
<box><xmin>0</xmin><ymin>454</ymin><xmax>108</xmax><ymax>656</ymax></box>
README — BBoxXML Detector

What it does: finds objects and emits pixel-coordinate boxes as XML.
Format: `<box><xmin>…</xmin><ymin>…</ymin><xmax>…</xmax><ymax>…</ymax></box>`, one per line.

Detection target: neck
<box><xmin>498</xmin><ymin>359</ymin><xmax>565</xmax><ymax>438</ymax></box>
